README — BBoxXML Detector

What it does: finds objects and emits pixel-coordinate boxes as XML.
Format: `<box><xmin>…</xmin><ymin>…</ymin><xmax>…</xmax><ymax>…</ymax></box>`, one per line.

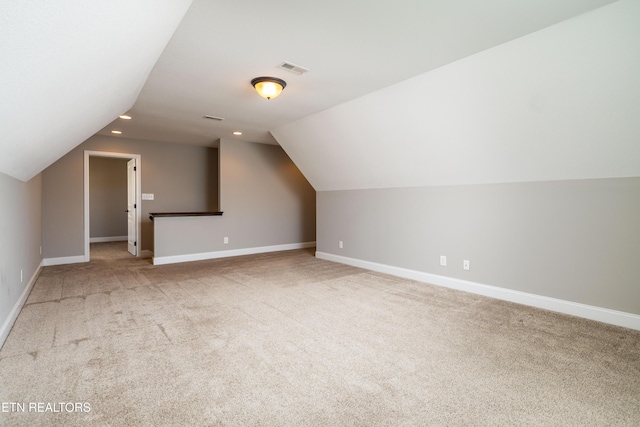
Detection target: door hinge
<box><xmin>134</xmin><ymin>242</ymin><xmax>137</xmax><ymax>247</ymax></box>
<box><xmin>134</xmin><ymin>166</ymin><xmax>137</xmax><ymax>171</ymax></box>
<box><xmin>134</xmin><ymin>203</ymin><xmax>137</xmax><ymax>209</ymax></box>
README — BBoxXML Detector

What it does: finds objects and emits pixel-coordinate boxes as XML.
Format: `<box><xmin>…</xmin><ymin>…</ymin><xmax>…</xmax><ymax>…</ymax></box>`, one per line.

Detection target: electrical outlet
<box><xmin>339</xmin><ymin>240</ymin><xmax>343</xmax><ymax>249</ymax></box>
<box><xmin>463</xmin><ymin>260</ymin><xmax>470</xmax><ymax>271</ymax></box>
<box><xmin>440</xmin><ymin>255</ymin><xmax>447</xmax><ymax>266</ymax></box>
<box><xmin>223</xmin><ymin>237</ymin><xmax>229</xmax><ymax>244</ymax></box>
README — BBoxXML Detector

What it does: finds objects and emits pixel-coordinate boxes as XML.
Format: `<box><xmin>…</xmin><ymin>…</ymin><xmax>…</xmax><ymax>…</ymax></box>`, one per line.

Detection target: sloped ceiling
<box><xmin>272</xmin><ymin>0</ymin><xmax>640</xmax><ymax>191</ymax></box>
<box><xmin>1</xmin><ymin>0</ymin><xmax>625</xmax><ymax>184</ymax></box>
<box><xmin>95</xmin><ymin>0</ymin><xmax>618</xmax><ymax>147</ymax></box>
<box><xmin>0</xmin><ymin>0</ymin><xmax>192</xmax><ymax>182</ymax></box>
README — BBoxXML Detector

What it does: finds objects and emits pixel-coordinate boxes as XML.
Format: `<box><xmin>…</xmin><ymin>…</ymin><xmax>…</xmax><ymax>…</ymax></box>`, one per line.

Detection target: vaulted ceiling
<box><xmin>1</xmin><ymin>0</ymin><xmax>193</xmax><ymax>182</ymax></box>
<box><xmin>2</xmin><ymin>0</ymin><xmax>632</xmax><ymax>185</ymax></box>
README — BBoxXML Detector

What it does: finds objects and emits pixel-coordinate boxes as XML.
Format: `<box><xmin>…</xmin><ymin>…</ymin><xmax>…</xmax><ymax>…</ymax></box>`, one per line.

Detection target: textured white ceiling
<box><xmin>95</xmin><ymin>0</ymin><xmax>616</xmax><ymax>147</ymax></box>
<box><xmin>1</xmin><ymin>0</ymin><xmax>619</xmax><ymax>182</ymax></box>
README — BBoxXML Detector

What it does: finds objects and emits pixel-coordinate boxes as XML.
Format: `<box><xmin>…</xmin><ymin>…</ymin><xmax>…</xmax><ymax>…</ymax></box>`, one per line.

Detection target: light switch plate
<box><xmin>142</xmin><ymin>193</ymin><xmax>154</xmax><ymax>200</ymax></box>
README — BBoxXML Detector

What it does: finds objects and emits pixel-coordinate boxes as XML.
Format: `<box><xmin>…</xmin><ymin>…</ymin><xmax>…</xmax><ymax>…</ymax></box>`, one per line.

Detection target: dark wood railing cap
<box><xmin>149</xmin><ymin>212</ymin><xmax>223</xmax><ymax>221</ymax></box>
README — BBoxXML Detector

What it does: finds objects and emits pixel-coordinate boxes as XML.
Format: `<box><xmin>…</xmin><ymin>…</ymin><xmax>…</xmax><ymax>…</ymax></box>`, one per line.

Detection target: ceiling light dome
<box><xmin>251</xmin><ymin>77</ymin><xmax>286</xmax><ymax>100</ymax></box>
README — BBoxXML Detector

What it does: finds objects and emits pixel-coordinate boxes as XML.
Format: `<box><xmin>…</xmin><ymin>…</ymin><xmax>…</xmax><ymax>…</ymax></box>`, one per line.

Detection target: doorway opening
<box><xmin>83</xmin><ymin>150</ymin><xmax>142</xmax><ymax>262</ymax></box>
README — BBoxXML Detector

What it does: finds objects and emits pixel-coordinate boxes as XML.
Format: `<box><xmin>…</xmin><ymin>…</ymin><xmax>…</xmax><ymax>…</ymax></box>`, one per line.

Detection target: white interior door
<box><xmin>127</xmin><ymin>159</ymin><xmax>137</xmax><ymax>256</ymax></box>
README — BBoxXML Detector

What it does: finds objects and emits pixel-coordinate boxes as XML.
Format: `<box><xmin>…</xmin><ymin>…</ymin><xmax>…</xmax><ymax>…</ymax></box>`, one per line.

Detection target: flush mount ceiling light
<box><xmin>251</xmin><ymin>77</ymin><xmax>286</xmax><ymax>100</ymax></box>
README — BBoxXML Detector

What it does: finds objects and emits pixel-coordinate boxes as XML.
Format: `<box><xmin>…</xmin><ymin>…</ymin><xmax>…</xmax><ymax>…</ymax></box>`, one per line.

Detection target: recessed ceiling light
<box><xmin>119</xmin><ymin>115</ymin><xmax>132</xmax><ymax>120</ymax></box>
<box><xmin>233</xmin><ymin>131</ymin><xmax>242</xmax><ymax>136</ymax></box>
<box><xmin>111</xmin><ymin>130</ymin><xmax>122</xmax><ymax>134</ymax></box>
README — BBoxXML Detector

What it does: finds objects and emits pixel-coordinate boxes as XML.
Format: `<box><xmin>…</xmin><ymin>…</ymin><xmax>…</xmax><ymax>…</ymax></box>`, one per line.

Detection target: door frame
<box><xmin>84</xmin><ymin>150</ymin><xmax>142</xmax><ymax>262</ymax></box>
<box><xmin>126</xmin><ymin>158</ymin><xmax>138</xmax><ymax>256</ymax></box>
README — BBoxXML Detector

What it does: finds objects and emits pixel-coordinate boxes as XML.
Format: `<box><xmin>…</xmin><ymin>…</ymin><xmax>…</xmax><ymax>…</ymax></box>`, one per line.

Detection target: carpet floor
<box><xmin>0</xmin><ymin>242</ymin><xmax>639</xmax><ymax>426</ymax></box>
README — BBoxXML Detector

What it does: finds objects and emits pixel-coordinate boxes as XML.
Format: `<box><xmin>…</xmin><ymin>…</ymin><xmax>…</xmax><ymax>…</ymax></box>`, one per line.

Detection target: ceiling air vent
<box><xmin>203</xmin><ymin>115</ymin><xmax>224</xmax><ymax>121</ymax></box>
<box><xmin>278</xmin><ymin>61</ymin><xmax>310</xmax><ymax>76</ymax></box>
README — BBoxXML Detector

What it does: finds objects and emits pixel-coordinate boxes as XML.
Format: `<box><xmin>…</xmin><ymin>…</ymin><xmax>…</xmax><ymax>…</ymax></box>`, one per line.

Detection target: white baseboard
<box><xmin>42</xmin><ymin>255</ymin><xmax>86</xmax><ymax>266</ymax></box>
<box><xmin>0</xmin><ymin>261</ymin><xmax>43</xmax><ymax>349</ymax></box>
<box><xmin>316</xmin><ymin>251</ymin><xmax>640</xmax><ymax>331</ymax></box>
<box><xmin>153</xmin><ymin>242</ymin><xmax>316</xmax><ymax>266</ymax></box>
<box><xmin>90</xmin><ymin>236</ymin><xmax>127</xmax><ymax>243</ymax></box>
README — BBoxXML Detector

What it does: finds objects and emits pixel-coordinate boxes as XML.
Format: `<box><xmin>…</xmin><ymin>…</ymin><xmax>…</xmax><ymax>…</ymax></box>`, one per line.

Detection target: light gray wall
<box><xmin>89</xmin><ymin>157</ymin><xmax>128</xmax><ymax>238</ymax></box>
<box><xmin>42</xmin><ymin>135</ymin><xmax>219</xmax><ymax>257</ymax></box>
<box><xmin>317</xmin><ymin>177</ymin><xmax>640</xmax><ymax>315</ymax></box>
<box><xmin>272</xmin><ymin>0</ymin><xmax>640</xmax><ymax>322</ymax></box>
<box><xmin>0</xmin><ymin>171</ymin><xmax>42</xmax><ymax>346</ymax></box>
<box><xmin>218</xmin><ymin>139</ymin><xmax>315</xmax><ymax>248</ymax></box>
<box><xmin>152</xmin><ymin>139</ymin><xmax>315</xmax><ymax>258</ymax></box>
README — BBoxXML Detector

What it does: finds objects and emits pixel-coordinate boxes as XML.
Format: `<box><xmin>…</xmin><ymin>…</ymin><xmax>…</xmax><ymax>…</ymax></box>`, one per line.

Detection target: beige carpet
<box><xmin>0</xmin><ymin>242</ymin><xmax>638</xmax><ymax>426</ymax></box>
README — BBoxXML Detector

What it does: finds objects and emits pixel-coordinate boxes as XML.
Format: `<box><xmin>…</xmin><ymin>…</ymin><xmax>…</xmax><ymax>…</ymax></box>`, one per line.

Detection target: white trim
<box><xmin>84</xmin><ymin>151</ymin><xmax>142</xmax><ymax>262</ymax></box>
<box><xmin>42</xmin><ymin>255</ymin><xmax>86</xmax><ymax>266</ymax></box>
<box><xmin>0</xmin><ymin>261</ymin><xmax>43</xmax><ymax>349</ymax></box>
<box><xmin>89</xmin><ymin>236</ymin><xmax>128</xmax><ymax>243</ymax></box>
<box><xmin>153</xmin><ymin>242</ymin><xmax>316</xmax><ymax>266</ymax></box>
<box><xmin>315</xmin><ymin>251</ymin><xmax>640</xmax><ymax>331</ymax></box>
